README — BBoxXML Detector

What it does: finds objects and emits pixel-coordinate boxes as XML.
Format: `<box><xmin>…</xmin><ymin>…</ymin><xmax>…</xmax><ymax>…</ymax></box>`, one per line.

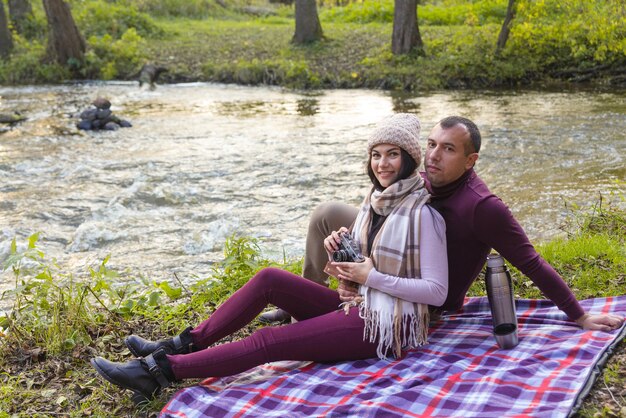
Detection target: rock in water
<box><xmin>77</xmin><ymin>119</ymin><xmax>92</xmax><ymax>130</ymax></box>
<box><xmin>96</xmin><ymin>109</ymin><xmax>112</xmax><ymax>119</ymax></box>
<box><xmin>0</xmin><ymin>112</ymin><xmax>27</xmax><ymax>125</ymax></box>
<box><xmin>92</xmin><ymin>97</ymin><xmax>111</xmax><ymax>110</ymax></box>
<box><xmin>76</xmin><ymin>99</ymin><xmax>131</xmax><ymax>131</ymax></box>
<box><xmin>80</xmin><ymin>108</ymin><xmax>97</xmax><ymax>121</ymax></box>
<box><xmin>104</xmin><ymin>122</ymin><xmax>119</xmax><ymax>131</ymax></box>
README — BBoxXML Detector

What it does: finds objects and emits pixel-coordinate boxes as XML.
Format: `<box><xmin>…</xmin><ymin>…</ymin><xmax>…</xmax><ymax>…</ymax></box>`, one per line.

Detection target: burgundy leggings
<box><xmin>168</xmin><ymin>267</ymin><xmax>378</xmax><ymax>379</ymax></box>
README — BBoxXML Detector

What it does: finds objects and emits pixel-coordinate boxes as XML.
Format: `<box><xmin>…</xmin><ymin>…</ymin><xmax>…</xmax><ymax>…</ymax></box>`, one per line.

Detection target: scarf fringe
<box><xmin>359</xmin><ymin>301</ymin><xmax>430</xmax><ymax>359</ymax></box>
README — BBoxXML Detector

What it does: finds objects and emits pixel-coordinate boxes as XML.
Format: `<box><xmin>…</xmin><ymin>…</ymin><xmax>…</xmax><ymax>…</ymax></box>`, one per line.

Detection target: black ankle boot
<box><xmin>125</xmin><ymin>326</ymin><xmax>195</xmax><ymax>357</ymax></box>
<box><xmin>91</xmin><ymin>348</ymin><xmax>175</xmax><ymax>404</ymax></box>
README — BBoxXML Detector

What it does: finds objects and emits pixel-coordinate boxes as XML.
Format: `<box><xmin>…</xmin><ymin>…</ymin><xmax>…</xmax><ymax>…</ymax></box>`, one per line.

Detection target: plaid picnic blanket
<box><xmin>160</xmin><ymin>296</ymin><xmax>626</xmax><ymax>418</ymax></box>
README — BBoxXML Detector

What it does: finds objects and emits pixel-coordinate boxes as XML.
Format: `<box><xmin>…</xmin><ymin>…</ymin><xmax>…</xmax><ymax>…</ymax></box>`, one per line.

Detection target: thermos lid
<box><xmin>487</xmin><ymin>254</ymin><xmax>504</xmax><ymax>268</ymax></box>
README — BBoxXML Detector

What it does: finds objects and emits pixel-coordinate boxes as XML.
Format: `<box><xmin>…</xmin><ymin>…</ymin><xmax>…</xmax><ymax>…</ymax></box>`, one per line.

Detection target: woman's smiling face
<box><xmin>370</xmin><ymin>144</ymin><xmax>403</xmax><ymax>188</ymax></box>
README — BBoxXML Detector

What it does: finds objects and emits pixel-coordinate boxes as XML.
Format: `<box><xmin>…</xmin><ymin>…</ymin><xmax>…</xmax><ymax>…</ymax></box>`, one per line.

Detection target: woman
<box><xmin>91</xmin><ymin>113</ymin><xmax>448</xmax><ymax>403</ymax></box>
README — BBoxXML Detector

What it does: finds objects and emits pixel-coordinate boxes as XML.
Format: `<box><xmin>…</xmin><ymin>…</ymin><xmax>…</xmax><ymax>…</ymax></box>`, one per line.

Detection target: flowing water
<box><xmin>1</xmin><ymin>82</ymin><xmax>625</xmax><ymax>302</ymax></box>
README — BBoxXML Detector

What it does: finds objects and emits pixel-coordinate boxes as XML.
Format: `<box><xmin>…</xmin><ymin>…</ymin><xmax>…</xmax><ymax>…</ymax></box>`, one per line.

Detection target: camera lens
<box><xmin>332</xmin><ymin>250</ymin><xmax>349</xmax><ymax>262</ymax></box>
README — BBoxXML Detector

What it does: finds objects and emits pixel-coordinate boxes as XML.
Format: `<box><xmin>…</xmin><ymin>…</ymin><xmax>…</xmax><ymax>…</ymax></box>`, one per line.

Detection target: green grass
<box><xmin>0</xmin><ymin>234</ymin><xmax>302</xmax><ymax>416</ymax></box>
<box><xmin>1</xmin><ymin>199</ymin><xmax>625</xmax><ymax>416</ymax></box>
<box><xmin>2</xmin><ymin>0</ymin><xmax>625</xmax><ymax>88</ymax></box>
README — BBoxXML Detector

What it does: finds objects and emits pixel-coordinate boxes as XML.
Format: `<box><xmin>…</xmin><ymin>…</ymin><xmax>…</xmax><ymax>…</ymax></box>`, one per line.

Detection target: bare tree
<box><xmin>0</xmin><ymin>1</ymin><xmax>13</xmax><ymax>58</ymax></box>
<box><xmin>292</xmin><ymin>0</ymin><xmax>323</xmax><ymax>44</ymax></box>
<box><xmin>8</xmin><ymin>0</ymin><xmax>33</xmax><ymax>33</ymax></box>
<box><xmin>392</xmin><ymin>0</ymin><xmax>424</xmax><ymax>55</ymax></box>
<box><xmin>42</xmin><ymin>0</ymin><xmax>85</xmax><ymax>66</ymax></box>
<box><xmin>496</xmin><ymin>0</ymin><xmax>516</xmax><ymax>55</ymax></box>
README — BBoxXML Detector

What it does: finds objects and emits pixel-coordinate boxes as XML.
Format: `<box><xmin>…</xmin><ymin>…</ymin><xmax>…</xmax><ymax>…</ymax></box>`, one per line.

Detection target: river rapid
<box><xmin>1</xmin><ymin>82</ymin><xmax>625</xmax><ymax>300</ymax></box>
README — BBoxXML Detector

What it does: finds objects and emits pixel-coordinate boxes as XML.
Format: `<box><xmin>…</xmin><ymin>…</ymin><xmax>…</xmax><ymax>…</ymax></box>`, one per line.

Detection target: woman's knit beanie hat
<box><xmin>367</xmin><ymin>113</ymin><xmax>422</xmax><ymax>166</ymax></box>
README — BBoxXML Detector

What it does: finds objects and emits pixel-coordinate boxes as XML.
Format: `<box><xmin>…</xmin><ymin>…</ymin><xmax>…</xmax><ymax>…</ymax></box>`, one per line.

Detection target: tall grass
<box><xmin>0</xmin><ymin>199</ymin><xmax>624</xmax><ymax>416</ymax></box>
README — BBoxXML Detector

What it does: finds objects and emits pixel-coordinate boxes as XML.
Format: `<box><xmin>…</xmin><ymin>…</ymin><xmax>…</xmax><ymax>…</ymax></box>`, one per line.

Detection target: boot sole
<box><xmin>90</xmin><ymin>358</ymin><xmax>160</xmax><ymax>405</ymax></box>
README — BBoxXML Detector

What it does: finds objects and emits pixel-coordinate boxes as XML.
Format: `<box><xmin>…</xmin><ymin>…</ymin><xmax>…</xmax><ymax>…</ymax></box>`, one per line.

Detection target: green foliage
<box><xmin>0</xmin><ymin>35</ymin><xmax>69</xmax><ymax>84</ymax></box>
<box><xmin>1</xmin><ymin>233</ymin><xmax>96</xmax><ymax>354</ymax></box>
<box><xmin>203</xmin><ymin>58</ymin><xmax>321</xmax><ymax>88</ymax></box>
<box><xmin>0</xmin><ymin>233</ymin><xmax>302</xmax><ymax>355</ymax></box>
<box><xmin>129</xmin><ymin>0</ymin><xmax>259</xmax><ymax>19</ymax></box>
<box><xmin>3</xmin><ymin>0</ymin><xmax>626</xmax><ymax>87</ymax></box>
<box><xmin>74</xmin><ymin>0</ymin><xmax>164</xmax><ymax>39</ymax></box>
<box><xmin>133</xmin><ymin>0</ymin><xmax>223</xmax><ymax>18</ymax></box>
<box><xmin>84</xmin><ymin>28</ymin><xmax>149</xmax><ymax>79</ymax></box>
<box><xmin>0</xmin><ymin>204</ymin><xmax>623</xmax><ymax>415</ymax></box>
<box><xmin>8</xmin><ymin>7</ymin><xmax>48</xmax><ymax>40</ymax></box>
<box><xmin>537</xmin><ymin>233</ymin><xmax>625</xmax><ymax>299</ymax></box>
<box><xmin>508</xmin><ymin>0</ymin><xmax>626</xmax><ymax>67</ymax></box>
<box><xmin>320</xmin><ymin>0</ymin><xmax>506</xmax><ymax>25</ymax></box>
<box><xmin>321</xmin><ymin>0</ymin><xmax>394</xmax><ymax>23</ymax></box>
<box><xmin>420</xmin><ymin>0</ymin><xmax>507</xmax><ymax>26</ymax></box>
<box><xmin>198</xmin><ymin>235</ymin><xmax>302</xmax><ymax>306</ymax></box>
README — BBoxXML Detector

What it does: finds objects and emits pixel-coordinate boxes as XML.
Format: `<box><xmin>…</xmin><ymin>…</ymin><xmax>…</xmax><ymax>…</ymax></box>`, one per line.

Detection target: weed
<box><xmin>0</xmin><ymin>200</ymin><xmax>624</xmax><ymax>416</ymax></box>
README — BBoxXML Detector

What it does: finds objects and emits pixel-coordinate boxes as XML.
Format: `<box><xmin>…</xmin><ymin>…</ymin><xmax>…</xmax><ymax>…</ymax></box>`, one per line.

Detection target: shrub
<box><xmin>320</xmin><ymin>0</ymin><xmax>506</xmax><ymax>25</ymax></box>
<box><xmin>74</xmin><ymin>0</ymin><xmax>164</xmax><ymax>39</ymax></box>
<box><xmin>507</xmin><ymin>0</ymin><xmax>626</xmax><ymax>67</ymax></box>
<box><xmin>202</xmin><ymin>58</ymin><xmax>320</xmax><ymax>88</ymax></box>
<box><xmin>84</xmin><ymin>28</ymin><xmax>148</xmax><ymax>79</ymax></box>
<box><xmin>130</xmin><ymin>0</ymin><xmax>239</xmax><ymax>19</ymax></box>
<box><xmin>0</xmin><ymin>35</ymin><xmax>69</xmax><ymax>84</ymax></box>
<box><xmin>320</xmin><ymin>0</ymin><xmax>394</xmax><ymax>23</ymax></box>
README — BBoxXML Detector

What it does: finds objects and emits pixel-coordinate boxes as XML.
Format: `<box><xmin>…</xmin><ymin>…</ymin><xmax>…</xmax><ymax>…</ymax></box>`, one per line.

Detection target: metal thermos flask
<box><xmin>485</xmin><ymin>254</ymin><xmax>519</xmax><ymax>349</ymax></box>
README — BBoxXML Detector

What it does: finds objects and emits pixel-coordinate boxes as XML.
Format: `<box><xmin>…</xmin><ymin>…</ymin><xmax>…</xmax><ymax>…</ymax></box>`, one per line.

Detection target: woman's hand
<box><xmin>323</xmin><ymin>227</ymin><xmax>350</xmax><ymax>257</ymax></box>
<box><xmin>331</xmin><ymin>257</ymin><xmax>374</xmax><ymax>286</ymax></box>
<box><xmin>576</xmin><ymin>313</ymin><xmax>624</xmax><ymax>331</ymax></box>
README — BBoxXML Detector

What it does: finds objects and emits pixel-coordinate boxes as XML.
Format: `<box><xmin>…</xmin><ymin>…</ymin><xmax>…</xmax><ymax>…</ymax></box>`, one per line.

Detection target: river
<box><xmin>1</xmin><ymin>82</ymin><xmax>625</xmax><ymax>299</ymax></box>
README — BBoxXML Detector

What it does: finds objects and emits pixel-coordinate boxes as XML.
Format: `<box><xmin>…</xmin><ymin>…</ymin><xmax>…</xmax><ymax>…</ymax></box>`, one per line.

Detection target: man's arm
<box><xmin>473</xmin><ymin>196</ymin><xmax>623</xmax><ymax>330</ymax></box>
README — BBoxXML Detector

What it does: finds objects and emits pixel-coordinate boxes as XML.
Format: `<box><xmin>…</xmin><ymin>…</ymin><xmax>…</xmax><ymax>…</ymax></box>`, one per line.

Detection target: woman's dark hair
<box><xmin>367</xmin><ymin>148</ymin><xmax>418</xmax><ymax>191</ymax></box>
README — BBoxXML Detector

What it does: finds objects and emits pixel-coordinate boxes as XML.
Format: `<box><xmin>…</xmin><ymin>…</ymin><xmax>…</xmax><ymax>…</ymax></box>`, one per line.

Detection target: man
<box><xmin>260</xmin><ymin>116</ymin><xmax>623</xmax><ymax>331</ymax></box>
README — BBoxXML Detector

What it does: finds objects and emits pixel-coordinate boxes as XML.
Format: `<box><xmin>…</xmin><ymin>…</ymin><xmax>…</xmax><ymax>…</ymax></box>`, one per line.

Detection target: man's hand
<box><xmin>337</xmin><ymin>280</ymin><xmax>359</xmax><ymax>303</ymax></box>
<box><xmin>576</xmin><ymin>313</ymin><xmax>624</xmax><ymax>331</ymax></box>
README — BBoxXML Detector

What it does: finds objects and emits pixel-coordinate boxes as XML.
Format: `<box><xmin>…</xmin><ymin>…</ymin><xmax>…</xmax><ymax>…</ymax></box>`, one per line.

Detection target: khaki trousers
<box><xmin>302</xmin><ymin>202</ymin><xmax>359</xmax><ymax>285</ymax></box>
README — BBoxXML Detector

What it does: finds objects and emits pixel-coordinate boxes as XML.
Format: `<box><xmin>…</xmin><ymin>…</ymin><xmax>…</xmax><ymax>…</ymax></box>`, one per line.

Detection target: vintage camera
<box><xmin>332</xmin><ymin>233</ymin><xmax>365</xmax><ymax>263</ymax></box>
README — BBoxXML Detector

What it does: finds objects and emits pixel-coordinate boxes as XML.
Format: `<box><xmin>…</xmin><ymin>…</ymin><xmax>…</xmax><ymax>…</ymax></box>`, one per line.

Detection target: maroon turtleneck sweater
<box><xmin>422</xmin><ymin>169</ymin><xmax>584</xmax><ymax>320</ymax></box>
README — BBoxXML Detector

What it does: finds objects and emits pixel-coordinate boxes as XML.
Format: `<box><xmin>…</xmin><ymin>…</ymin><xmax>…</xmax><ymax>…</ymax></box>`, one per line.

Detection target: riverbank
<box><xmin>1</xmin><ymin>0</ymin><xmax>625</xmax><ymax>90</ymax></box>
<box><xmin>0</xmin><ymin>199</ymin><xmax>624</xmax><ymax>417</ymax></box>
<box><xmin>144</xmin><ymin>17</ymin><xmax>626</xmax><ymax>91</ymax></box>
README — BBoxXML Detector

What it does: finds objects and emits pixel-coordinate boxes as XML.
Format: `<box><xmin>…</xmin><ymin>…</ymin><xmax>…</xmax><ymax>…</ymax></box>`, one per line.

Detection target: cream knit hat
<box><xmin>367</xmin><ymin>113</ymin><xmax>422</xmax><ymax>166</ymax></box>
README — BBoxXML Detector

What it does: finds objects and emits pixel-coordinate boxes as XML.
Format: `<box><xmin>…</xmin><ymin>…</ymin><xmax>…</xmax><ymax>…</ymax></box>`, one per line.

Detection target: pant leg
<box><xmin>190</xmin><ymin>267</ymin><xmax>342</xmax><ymax>349</ymax></box>
<box><xmin>170</xmin><ymin>306</ymin><xmax>376</xmax><ymax>379</ymax></box>
<box><xmin>302</xmin><ymin>202</ymin><xmax>359</xmax><ymax>285</ymax></box>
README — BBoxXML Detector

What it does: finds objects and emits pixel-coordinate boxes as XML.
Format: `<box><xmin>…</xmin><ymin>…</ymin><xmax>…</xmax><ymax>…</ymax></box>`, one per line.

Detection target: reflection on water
<box><xmin>0</xmin><ymin>82</ymin><xmax>625</xmax><ymax>297</ymax></box>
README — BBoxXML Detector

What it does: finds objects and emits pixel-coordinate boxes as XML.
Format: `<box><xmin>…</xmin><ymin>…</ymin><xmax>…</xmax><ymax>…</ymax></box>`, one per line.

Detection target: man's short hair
<box><xmin>439</xmin><ymin>116</ymin><xmax>481</xmax><ymax>154</ymax></box>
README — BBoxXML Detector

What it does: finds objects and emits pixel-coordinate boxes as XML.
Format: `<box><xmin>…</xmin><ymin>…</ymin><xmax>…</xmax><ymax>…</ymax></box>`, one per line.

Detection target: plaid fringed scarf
<box><xmin>352</xmin><ymin>174</ymin><xmax>431</xmax><ymax>359</ymax></box>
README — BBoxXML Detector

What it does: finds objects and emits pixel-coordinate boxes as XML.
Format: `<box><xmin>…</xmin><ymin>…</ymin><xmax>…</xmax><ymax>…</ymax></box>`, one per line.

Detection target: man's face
<box><xmin>424</xmin><ymin>123</ymin><xmax>479</xmax><ymax>187</ymax></box>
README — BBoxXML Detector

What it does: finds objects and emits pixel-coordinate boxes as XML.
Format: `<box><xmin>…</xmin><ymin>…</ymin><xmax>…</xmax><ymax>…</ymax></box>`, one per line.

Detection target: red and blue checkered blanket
<box><xmin>160</xmin><ymin>296</ymin><xmax>626</xmax><ymax>418</ymax></box>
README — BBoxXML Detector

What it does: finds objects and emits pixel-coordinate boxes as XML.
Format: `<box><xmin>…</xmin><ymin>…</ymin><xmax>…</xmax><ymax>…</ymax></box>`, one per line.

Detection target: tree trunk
<box><xmin>292</xmin><ymin>0</ymin><xmax>323</xmax><ymax>44</ymax></box>
<box><xmin>496</xmin><ymin>0</ymin><xmax>516</xmax><ymax>55</ymax></box>
<box><xmin>42</xmin><ymin>0</ymin><xmax>85</xmax><ymax>66</ymax></box>
<box><xmin>8</xmin><ymin>0</ymin><xmax>33</xmax><ymax>32</ymax></box>
<box><xmin>392</xmin><ymin>0</ymin><xmax>424</xmax><ymax>55</ymax></box>
<box><xmin>0</xmin><ymin>1</ymin><xmax>13</xmax><ymax>58</ymax></box>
